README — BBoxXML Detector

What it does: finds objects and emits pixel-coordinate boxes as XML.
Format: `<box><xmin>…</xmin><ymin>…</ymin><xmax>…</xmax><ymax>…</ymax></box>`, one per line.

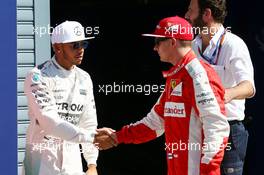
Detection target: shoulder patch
<box><xmin>31</xmin><ymin>72</ymin><xmax>41</xmax><ymax>84</ymax></box>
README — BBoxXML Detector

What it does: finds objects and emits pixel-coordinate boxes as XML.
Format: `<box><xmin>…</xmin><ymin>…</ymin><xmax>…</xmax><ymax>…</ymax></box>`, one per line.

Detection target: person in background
<box><xmin>185</xmin><ymin>0</ymin><xmax>255</xmax><ymax>174</ymax></box>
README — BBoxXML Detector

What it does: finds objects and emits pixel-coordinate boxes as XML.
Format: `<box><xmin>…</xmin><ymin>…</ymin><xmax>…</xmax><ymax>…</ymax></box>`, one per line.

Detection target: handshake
<box><xmin>93</xmin><ymin>127</ymin><xmax>118</xmax><ymax>150</ymax></box>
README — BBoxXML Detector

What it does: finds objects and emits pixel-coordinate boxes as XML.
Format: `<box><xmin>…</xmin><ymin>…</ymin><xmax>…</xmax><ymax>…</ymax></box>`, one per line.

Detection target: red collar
<box><xmin>162</xmin><ymin>50</ymin><xmax>196</xmax><ymax>78</ymax></box>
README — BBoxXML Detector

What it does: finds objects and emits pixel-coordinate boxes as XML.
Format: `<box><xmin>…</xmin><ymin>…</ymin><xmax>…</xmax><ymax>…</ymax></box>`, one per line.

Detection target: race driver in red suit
<box><xmin>94</xmin><ymin>16</ymin><xmax>230</xmax><ymax>175</ymax></box>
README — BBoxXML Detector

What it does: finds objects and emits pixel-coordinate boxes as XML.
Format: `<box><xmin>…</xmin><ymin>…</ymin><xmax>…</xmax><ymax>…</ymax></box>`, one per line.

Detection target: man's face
<box><xmin>185</xmin><ymin>0</ymin><xmax>206</xmax><ymax>29</ymax></box>
<box><xmin>153</xmin><ymin>38</ymin><xmax>173</xmax><ymax>63</ymax></box>
<box><xmin>61</xmin><ymin>41</ymin><xmax>87</xmax><ymax>66</ymax></box>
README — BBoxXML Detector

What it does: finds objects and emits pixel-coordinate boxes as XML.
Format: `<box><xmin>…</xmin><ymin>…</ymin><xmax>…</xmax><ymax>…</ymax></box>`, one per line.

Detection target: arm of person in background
<box><xmin>94</xmin><ymin>92</ymin><xmax>166</xmax><ymax>150</ymax></box>
<box><xmin>78</xmin><ymin>75</ymin><xmax>99</xmax><ymax>175</ymax></box>
<box><xmin>86</xmin><ymin>164</ymin><xmax>97</xmax><ymax>175</ymax></box>
<box><xmin>24</xmin><ymin>69</ymin><xmax>95</xmax><ymax>143</ymax></box>
<box><xmin>224</xmin><ymin>39</ymin><xmax>255</xmax><ymax>103</ymax></box>
<box><xmin>224</xmin><ymin>80</ymin><xmax>254</xmax><ymax>103</ymax></box>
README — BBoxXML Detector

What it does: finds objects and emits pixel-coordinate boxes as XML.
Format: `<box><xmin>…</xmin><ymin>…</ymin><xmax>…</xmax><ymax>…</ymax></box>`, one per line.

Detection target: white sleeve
<box><xmin>116</xmin><ymin>92</ymin><xmax>165</xmax><ymax>144</ymax></box>
<box><xmin>185</xmin><ymin>59</ymin><xmax>229</xmax><ymax>165</ymax></box>
<box><xmin>79</xmin><ymin>76</ymin><xmax>98</xmax><ymax>166</ymax></box>
<box><xmin>194</xmin><ymin>76</ymin><xmax>229</xmax><ymax>165</ymax></box>
<box><xmin>131</xmin><ymin>108</ymin><xmax>165</xmax><ymax>137</ymax></box>
<box><xmin>228</xmin><ymin>38</ymin><xmax>255</xmax><ymax>97</ymax></box>
<box><xmin>132</xmin><ymin>92</ymin><xmax>165</xmax><ymax>137</ymax></box>
<box><xmin>24</xmin><ymin>70</ymin><xmax>94</xmax><ymax>143</ymax></box>
<box><xmin>126</xmin><ymin>92</ymin><xmax>165</xmax><ymax>137</ymax></box>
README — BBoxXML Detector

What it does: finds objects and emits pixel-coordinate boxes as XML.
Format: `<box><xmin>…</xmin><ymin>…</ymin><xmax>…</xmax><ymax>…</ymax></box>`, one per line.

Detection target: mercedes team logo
<box><xmin>74</xmin><ymin>26</ymin><xmax>82</xmax><ymax>36</ymax></box>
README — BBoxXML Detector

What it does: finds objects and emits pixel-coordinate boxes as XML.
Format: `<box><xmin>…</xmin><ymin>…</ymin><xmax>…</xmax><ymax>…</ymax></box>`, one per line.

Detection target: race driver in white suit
<box><xmin>23</xmin><ymin>21</ymin><xmax>98</xmax><ymax>175</ymax></box>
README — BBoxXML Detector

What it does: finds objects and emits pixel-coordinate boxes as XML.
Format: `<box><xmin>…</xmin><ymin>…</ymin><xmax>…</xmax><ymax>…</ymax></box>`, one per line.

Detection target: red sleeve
<box><xmin>200</xmin><ymin>137</ymin><xmax>228</xmax><ymax>175</ymax></box>
<box><xmin>116</xmin><ymin>124</ymin><xmax>157</xmax><ymax>144</ymax></box>
<box><xmin>116</xmin><ymin>91</ymin><xmax>166</xmax><ymax>144</ymax></box>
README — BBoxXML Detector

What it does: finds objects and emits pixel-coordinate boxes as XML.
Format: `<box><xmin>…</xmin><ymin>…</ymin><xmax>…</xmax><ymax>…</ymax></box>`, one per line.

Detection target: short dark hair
<box><xmin>198</xmin><ymin>0</ymin><xmax>227</xmax><ymax>23</ymax></box>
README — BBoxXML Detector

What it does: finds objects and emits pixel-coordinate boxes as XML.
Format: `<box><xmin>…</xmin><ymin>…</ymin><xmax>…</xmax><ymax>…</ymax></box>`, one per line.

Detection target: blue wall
<box><xmin>0</xmin><ymin>0</ymin><xmax>17</xmax><ymax>174</ymax></box>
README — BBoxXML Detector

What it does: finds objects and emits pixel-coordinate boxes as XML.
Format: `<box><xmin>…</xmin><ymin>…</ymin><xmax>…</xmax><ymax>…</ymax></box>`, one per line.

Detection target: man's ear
<box><xmin>52</xmin><ymin>43</ymin><xmax>62</xmax><ymax>53</ymax></box>
<box><xmin>171</xmin><ymin>38</ymin><xmax>177</xmax><ymax>47</ymax></box>
<box><xmin>202</xmin><ymin>8</ymin><xmax>212</xmax><ymax>23</ymax></box>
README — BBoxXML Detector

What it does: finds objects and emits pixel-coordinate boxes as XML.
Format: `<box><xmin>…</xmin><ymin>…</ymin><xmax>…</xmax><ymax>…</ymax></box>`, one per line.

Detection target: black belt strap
<box><xmin>228</xmin><ymin>120</ymin><xmax>242</xmax><ymax>125</ymax></box>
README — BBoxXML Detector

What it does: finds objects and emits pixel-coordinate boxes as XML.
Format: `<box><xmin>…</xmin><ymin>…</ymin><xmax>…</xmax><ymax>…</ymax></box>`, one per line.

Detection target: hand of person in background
<box><xmin>94</xmin><ymin>127</ymin><xmax>118</xmax><ymax>150</ymax></box>
<box><xmin>86</xmin><ymin>164</ymin><xmax>98</xmax><ymax>175</ymax></box>
<box><xmin>224</xmin><ymin>88</ymin><xmax>235</xmax><ymax>103</ymax></box>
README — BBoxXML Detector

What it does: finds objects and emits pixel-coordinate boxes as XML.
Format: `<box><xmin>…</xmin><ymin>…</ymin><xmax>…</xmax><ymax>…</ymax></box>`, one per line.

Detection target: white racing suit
<box><xmin>22</xmin><ymin>57</ymin><xmax>98</xmax><ymax>175</ymax></box>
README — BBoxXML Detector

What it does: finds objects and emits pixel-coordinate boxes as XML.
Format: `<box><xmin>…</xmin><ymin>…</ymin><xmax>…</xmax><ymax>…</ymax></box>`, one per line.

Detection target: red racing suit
<box><xmin>116</xmin><ymin>51</ymin><xmax>230</xmax><ymax>175</ymax></box>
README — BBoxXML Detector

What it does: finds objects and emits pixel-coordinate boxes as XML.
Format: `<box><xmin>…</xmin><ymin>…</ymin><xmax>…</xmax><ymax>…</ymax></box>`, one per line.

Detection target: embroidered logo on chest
<box><xmin>171</xmin><ymin>82</ymin><xmax>182</xmax><ymax>96</ymax></box>
<box><xmin>164</xmin><ymin>102</ymin><xmax>185</xmax><ymax>117</ymax></box>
